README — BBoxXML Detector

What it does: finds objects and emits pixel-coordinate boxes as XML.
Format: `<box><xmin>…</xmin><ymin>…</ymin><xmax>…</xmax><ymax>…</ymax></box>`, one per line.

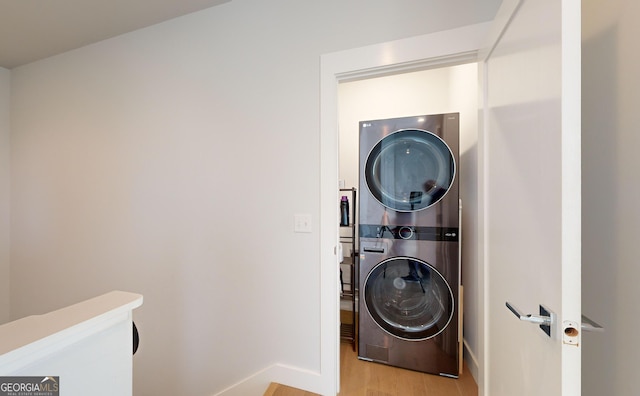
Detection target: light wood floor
<box><xmin>265</xmin><ymin>339</ymin><xmax>478</xmax><ymax>396</ymax></box>
<box><xmin>339</xmin><ymin>342</ymin><xmax>478</xmax><ymax>396</ymax></box>
<box><xmin>264</xmin><ymin>382</ymin><xmax>319</xmax><ymax>396</ymax></box>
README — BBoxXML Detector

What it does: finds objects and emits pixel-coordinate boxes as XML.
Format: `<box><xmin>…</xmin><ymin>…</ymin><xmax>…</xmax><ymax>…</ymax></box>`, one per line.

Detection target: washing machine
<box><xmin>358</xmin><ymin>113</ymin><xmax>460</xmax><ymax>377</ymax></box>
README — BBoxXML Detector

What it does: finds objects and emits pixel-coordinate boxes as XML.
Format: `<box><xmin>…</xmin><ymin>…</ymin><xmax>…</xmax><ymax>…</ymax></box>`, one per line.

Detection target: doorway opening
<box><xmin>337</xmin><ymin>62</ymin><xmax>480</xmax><ymax>382</ymax></box>
<box><xmin>319</xmin><ymin>22</ymin><xmax>491</xmax><ymax>396</ymax></box>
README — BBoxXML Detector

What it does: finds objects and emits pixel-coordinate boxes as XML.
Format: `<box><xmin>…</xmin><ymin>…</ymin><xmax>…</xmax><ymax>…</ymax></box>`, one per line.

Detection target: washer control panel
<box><xmin>359</xmin><ymin>224</ymin><xmax>458</xmax><ymax>242</ymax></box>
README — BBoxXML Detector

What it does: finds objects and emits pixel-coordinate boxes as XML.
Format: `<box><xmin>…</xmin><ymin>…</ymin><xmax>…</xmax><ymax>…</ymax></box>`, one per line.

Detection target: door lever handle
<box><xmin>581</xmin><ymin>314</ymin><xmax>604</xmax><ymax>333</ymax></box>
<box><xmin>505</xmin><ymin>302</ymin><xmax>555</xmax><ymax>337</ymax></box>
<box><xmin>506</xmin><ymin>302</ymin><xmax>552</xmax><ymax>325</ymax></box>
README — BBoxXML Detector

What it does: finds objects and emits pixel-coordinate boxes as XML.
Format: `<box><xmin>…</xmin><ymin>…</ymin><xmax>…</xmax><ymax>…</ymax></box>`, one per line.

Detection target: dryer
<box><xmin>359</xmin><ymin>113</ymin><xmax>459</xmax><ymax>228</ymax></box>
<box><xmin>358</xmin><ymin>113</ymin><xmax>460</xmax><ymax>377</ymax></box>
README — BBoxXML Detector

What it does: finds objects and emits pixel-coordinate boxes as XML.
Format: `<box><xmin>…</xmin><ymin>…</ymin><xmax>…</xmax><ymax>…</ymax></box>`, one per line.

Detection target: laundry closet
<box><xmin>337</xmin><ymin>62</ymin><xmax>481</xmax><ymax>377</ymax></box>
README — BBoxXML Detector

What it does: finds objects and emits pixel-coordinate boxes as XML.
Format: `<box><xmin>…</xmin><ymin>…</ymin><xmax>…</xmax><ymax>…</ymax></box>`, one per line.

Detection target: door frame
<box><xmin>319</xmin><ymin>21</ymin><xmax>492</xmax><ymax>396</ymax></box>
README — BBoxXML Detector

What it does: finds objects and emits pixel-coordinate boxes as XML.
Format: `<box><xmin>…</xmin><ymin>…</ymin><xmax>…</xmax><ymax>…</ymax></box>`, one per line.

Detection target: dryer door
<box><xmin>365</xmin><ymin>129</ymin><xmax>455</xmax><ymax>212</ymax></box>
<box><xmin>363</xmin><ymin>256</ymin><xmax>454</xmax><ymax>340</ymax></box>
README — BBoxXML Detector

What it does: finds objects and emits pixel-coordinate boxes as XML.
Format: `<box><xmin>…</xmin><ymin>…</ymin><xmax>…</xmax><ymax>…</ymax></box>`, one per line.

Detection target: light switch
<box><xmin>294</xmin><ymin>214</ymin><xmax>312</xmax><ymax>233</ymax></box>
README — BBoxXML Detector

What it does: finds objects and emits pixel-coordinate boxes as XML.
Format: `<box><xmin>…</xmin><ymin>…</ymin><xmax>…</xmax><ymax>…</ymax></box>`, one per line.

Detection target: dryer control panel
<box><xmin>359</xmin><ymin>224</ymin><xmax>458</xmax><ymax>242</ymax></box>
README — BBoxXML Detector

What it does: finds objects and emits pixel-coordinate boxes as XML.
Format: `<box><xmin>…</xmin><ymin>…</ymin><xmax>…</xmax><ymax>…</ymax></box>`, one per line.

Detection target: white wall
<box><xmin>338</xmin><ymin>63</ymin><xmax>481</xmax><ymax>378</ymax></box>
<box><xmin>0</xmin><ymin>67</ymin><xmax>9</xmax><ymax>325</ymax></box>
<box><xmin>8</xmin><ymin>1</ymin><xmax>500</xmax><ymax>394</ymax></box>
<box><xmin>582</xmin><ymin>1</ymin><xmax>640</xmax><ymax>395</ymax></box>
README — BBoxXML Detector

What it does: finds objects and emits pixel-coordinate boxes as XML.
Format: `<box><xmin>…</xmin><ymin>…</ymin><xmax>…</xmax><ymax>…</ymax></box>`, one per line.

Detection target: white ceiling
<box><xmin>0</xmin><ymin>0</ymin><xmax>230</xmax><ymax>69</ymax></box>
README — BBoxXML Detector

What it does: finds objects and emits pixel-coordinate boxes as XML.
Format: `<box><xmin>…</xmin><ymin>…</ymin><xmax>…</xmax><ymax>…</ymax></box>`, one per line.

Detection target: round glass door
<box><xmin>363</xmin><ymin>256</ymin><xmax>453</xmax><ymax>340</ymax></box>
<box><xmin>365</xmin><ymin>129</ymin><xmax>455</xmax><ymax>212</ymax></box>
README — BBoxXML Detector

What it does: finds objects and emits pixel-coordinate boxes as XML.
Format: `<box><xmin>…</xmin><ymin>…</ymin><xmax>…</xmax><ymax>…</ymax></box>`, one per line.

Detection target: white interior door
<box><xmin>481</xmin><ymin>0</ymin><xmax>581</xmax><ymax>394</ymax></box>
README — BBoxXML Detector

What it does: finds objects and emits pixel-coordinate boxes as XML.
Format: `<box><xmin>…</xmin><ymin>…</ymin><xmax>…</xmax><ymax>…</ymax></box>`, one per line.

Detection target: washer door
<box><xmin>365</xmin><ymin>129</ymin><xmax>455</xmax><ymax>212</ymax></box>
<box><xmin>364</xmin><ymin>256</ymin><xmax>453</xmax><ymax>340</ymax></box>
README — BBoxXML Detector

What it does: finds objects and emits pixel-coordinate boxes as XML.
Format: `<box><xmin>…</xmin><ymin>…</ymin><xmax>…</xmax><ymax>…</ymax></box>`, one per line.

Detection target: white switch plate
<box><xmin>294</xmin><ymin>214</ymin><xmax>312</xmax><ymax>233</ymax></box>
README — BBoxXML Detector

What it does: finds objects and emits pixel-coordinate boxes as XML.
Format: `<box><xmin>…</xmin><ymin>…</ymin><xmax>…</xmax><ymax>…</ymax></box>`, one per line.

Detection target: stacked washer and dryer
<box><xmin>358</xmin><ymin>113</ymin><xmax>461</xmax><ymax>378</ymax></box>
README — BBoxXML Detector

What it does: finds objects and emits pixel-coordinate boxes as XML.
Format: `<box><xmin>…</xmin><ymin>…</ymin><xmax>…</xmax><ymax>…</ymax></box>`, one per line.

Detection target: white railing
<box><xmin>0</xmin><ymin>291</ymin><xmax>143</xmax><ymax>396</ymax></box>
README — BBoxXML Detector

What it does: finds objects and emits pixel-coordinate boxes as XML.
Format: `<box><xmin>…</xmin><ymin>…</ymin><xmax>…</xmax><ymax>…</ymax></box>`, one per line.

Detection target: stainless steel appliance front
<box><xmin>359</xmin><ymin>113</ymin><xmax>459</xmax><ymax>228</ymax></box>
<box><xmin>358</xmin><ymin>235</ymin><xmax>459</xmax><ymax>377</ymax></box>
<box><xmin>357</xmin><ymin>113</ymin><xmax>460</xmax><ymax>377</ymax></box>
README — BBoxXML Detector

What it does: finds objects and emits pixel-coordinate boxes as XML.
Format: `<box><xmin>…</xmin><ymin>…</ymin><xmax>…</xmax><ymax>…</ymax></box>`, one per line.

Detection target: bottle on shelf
<box><xmin>340</xmin><ymin>196</ymin><xmax>350</xmax><ymax>226</ymax></box>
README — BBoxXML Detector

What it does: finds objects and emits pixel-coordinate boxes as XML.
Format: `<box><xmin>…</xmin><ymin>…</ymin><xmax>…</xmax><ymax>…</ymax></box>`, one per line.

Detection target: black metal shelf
<box><xmin>339</xmin><ymin>188</ymin><xmax>357</xmax><ymax>351</ymax></box>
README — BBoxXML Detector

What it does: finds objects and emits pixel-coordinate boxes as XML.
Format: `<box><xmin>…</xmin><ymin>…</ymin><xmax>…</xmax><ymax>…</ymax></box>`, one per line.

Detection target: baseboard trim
<box><xmin>212</xmin><ymin>363</ymin><xmax>323</xmax><ymax>396</ymax></box>
<box><xmin>463</xmin><ymin>338</ymin><xmax>479</xmax><ymax>383</ymax></box>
